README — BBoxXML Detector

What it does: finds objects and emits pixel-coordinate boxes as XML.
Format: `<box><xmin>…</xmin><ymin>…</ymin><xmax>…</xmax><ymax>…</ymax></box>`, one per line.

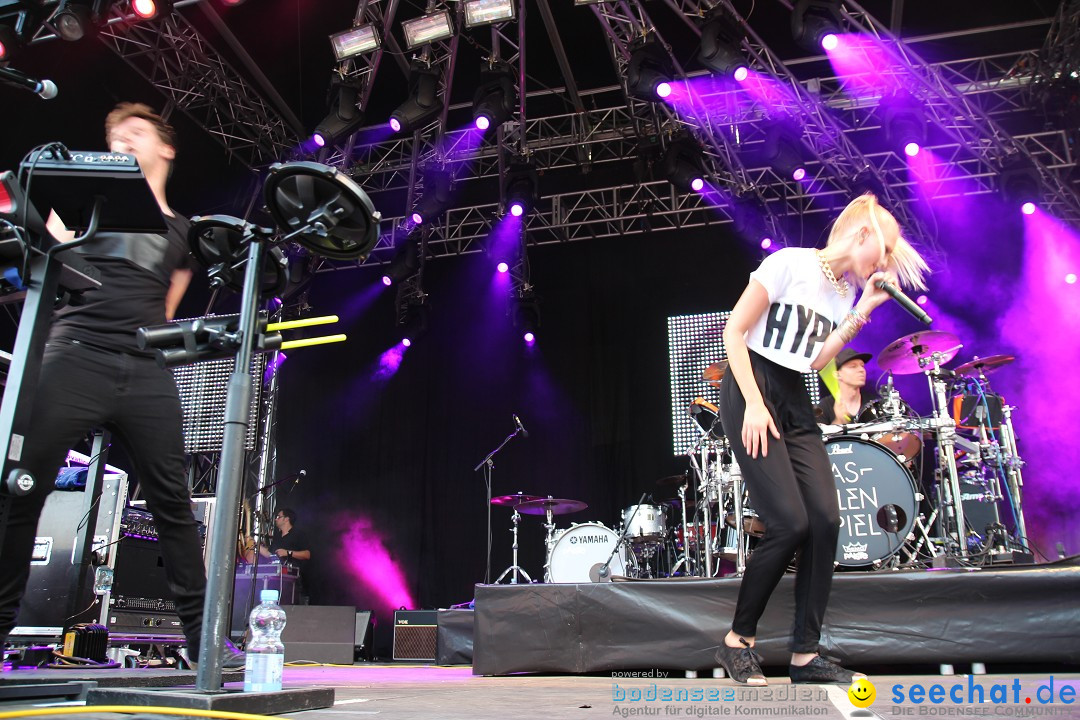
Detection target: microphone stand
<box><xmin>473</xmin><ymin>425</ymin><xmax>526</xmax><ymax>584</ymax></box>
<box><xmin>597</xmin><ymin>492</ymin><xmax>648</xmax><ymax>581</ymax></box>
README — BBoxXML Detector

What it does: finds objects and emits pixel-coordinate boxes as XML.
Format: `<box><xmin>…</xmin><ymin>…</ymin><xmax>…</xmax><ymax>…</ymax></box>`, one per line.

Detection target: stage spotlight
<box><xmin>464</xmin><ymin>0</ymin><xmax>515</xmax><ymax>28</ymax></box>
<box><xmin>398</xmin><ymin>300</ymin><xmax>430</xmax><ymax>345</ymax></box>
<box><xmin>53</xmin><ymin>0</ymin><xmax>104</xmax><ymax>41</ymax></box>
<box><xmin>504</xmin><ymin>162</ymin><xmax>538</xmax><ymax>218</ymax></box>
<box><xmin>999</xmin><ymin>156</ymin><xmax>1041</xmax><ymax>212</ymax></box>
<box><xmin>760</xmin><ymin>237</ymin><xmax>772</xmax><ymax>250</ymax></box>
<box><xmin>730</xmin><ymin>193</ymin><xmax>771</xmax><ymax>246</ymax></box>
<box><xmin>389</xmin><ymin>63</ymin><xmax>441</xmax><ymax>134</ymax></box>
<box><xmin>410</xmin><ymin>169</ymin><xmax>452</xmax><ymax>225</ymax></box>
<box><xmin>0</xmin><ymin>21</ymin><xmax>25</xmax><ymax>62</ymax></box>
<box><xmin>384</xmin><ymin>239</ymin><xmax>421</xmax><ymax>285</ymax></box>
<box><xmin>497</xmin><ymin>261</ymin><xmax>509</xmax><ymax>274</ymax></box>
<box><xmin>790</xmin><ymin>0</ymin><xmax>841</xmax><ymax>53</ymax></box>
<box><xmin>472</xmin><ymin>64</ymin><xmax>515</xmax><ymax>132</ymax></box>
<box><xmin>626</xmin><ymin>41</ymin><xmax>673</xmax><ymax>101</ymax></box>
<box><xmin>131</xmin><ymin>0</ymin><xmax>170</xmax><ymax>20</ymax></box>
<box><xmin>513</xmin><ymin>296</ymin><xmax>539</xmax><ymax>343</ymax></box>
<box><xmin>697</xmin><ymin>8</ymin><xmax>747</xmax><ymax>79</ymax></box>
<box><xmin>883</xmin><ymin>92</ymin><xmax>926</xmax><ymax>159</ymax></box>
<box><xmin>762</xmin><ymin>123</ymin><xmax>807</xmax><ymax>184</ymax></box>
<box><xmin>402</xmin><ymin>10</ymin><xmax>453</xmax><ymax>50</ymax></box>
<box><xmin>312</xmin><ymin>79</ymin><xmax>365</xmax><ymax>148</ymax></box>
<box><xmin>660</xmin><ymin>138</ymin><xmax>707</xmax><ymax>194</ymax></box>
<box><xmin>330</xmin><ymin>25</ymin><xmax>380</xmax><ymax>61</ymax></box>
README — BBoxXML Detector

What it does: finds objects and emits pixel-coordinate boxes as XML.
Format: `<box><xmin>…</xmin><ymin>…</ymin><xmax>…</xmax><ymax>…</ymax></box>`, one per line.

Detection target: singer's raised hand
<box><xmin>857</xmin><ymin>270</ymin><xmax>899</xmax><ymax>314</ymax></box>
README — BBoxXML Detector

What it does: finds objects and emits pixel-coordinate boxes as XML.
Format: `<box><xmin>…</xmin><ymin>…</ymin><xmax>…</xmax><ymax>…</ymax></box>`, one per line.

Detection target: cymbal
<box><xmin>516</xmin><ymin>498</ymin><xmax>588</xmax><ymax>516</ymax></box>
<box><xmin>877</xmin><ymin>331</ymin><xmax>962</xmax><ymax>375</ymax></box>
<box><xmin>954</xmin><ymin>354</ymin><xmax>1015</xmax><ymax>377</ymax></box>
<box><xmin>656</xmin><ymin>473</ymin><xmax>689</xmax><ymax>487</ymax></box>
<box><xmin>491</xmin><ymin>492</ymin><xmax>544</xmax><ymax>507</ymax></box>
<box><xmin>702</xmin><ymin>360</ymin><xmax>729</xmax><ymax>387</ymax></box>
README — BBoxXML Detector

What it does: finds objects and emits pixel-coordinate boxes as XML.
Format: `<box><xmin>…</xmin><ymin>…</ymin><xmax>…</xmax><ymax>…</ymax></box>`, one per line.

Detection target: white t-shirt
<box><xmin>743</xmin><ymin>247</ymin><xmax>854</xmax><ymax>373</ymax></box>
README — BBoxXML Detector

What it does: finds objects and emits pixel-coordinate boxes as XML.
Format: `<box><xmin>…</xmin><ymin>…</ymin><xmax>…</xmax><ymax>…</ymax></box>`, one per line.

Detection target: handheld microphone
<box><xmin>0</xmin><ymin>67</ymin><xmax>59</xmax><ymax>100</ymax></box>
<box><xmin>512</xmin><ymin>414</ymin><xmax>529</xmax><ymax>438</ymax></box>
<box><xmin>875</xmin><ymin>280</ymin><xmax>932</xmax><ymax>325</ymax></box>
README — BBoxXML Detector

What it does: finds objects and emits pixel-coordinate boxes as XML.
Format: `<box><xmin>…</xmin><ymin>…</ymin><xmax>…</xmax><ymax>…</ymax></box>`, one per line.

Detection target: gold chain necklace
<box><xmin>816</xmin><ymin>250</ymin><xmax>849</xmax><ymax>297</ymax></box>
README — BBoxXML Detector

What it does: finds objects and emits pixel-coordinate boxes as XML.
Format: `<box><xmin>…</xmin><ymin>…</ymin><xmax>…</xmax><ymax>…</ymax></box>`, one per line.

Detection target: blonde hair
<box><xmin>105</xmin><ymin>102</ymin><xmax>177</xmax><ymax>150</ymax></box>
<box><xmin>827</xmin><ymin>193</ymin><xmax>929</xmax><ymax>291</ymax></box>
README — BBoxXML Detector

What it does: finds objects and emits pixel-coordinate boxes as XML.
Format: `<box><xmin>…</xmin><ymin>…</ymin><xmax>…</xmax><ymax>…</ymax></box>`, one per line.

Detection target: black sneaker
<box><xmin>789</xmin><ymin>655</ymin><xmax>865</xmax><ymax>684</ymax></box>
<box><xmin>714</xmin><ymin>640</ymin><xmax>767</xmax><ymax>685</ymax></box>
<box><xmin>185</xmin><ymin>638</ymin><xmax>247</xmax><ymax>670</ymax></box>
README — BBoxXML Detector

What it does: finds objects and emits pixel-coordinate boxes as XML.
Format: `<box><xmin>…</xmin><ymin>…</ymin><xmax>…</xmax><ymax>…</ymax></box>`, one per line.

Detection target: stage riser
<box><xmin>472</xmin><ymin>562</ymin><xmax>1080</xmax><ymax>675</ymax></box>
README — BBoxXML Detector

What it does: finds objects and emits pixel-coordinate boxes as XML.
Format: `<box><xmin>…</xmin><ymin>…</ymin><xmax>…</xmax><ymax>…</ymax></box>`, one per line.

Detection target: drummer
<box><xmin>815</xmin><ymin>347</ymin><xmax>874</xmax><ymax>424</ymax></box>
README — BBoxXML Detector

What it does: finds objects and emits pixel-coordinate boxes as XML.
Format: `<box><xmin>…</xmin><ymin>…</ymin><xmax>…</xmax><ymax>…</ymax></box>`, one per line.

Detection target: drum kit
<box><xmin>488</xmin><ymin>330</ymin><xmax>1030</xmax><ymax>584</ymax></box>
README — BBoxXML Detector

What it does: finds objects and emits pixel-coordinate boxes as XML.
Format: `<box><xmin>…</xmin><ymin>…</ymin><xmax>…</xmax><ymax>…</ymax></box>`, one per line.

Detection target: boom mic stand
<box><xmin>473</xmin><ymin>421</ymin><xmax>527</xmax><ymax>584</ymax></box>
<box><xmin>596</xmin><ymin>492</ymin><xmax>647</xmax><ymax>581</ymax></box>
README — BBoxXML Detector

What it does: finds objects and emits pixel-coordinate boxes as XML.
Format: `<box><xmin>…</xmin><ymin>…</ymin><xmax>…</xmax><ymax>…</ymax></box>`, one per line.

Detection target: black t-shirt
<box><xmin>50</xmin><ymin>214</ymin><xmax>193</xmax><ymax>355</ymax></box>
<box><xmin>816</xmin><ymin>388</ymin><xmax>875</xmax><ymax>424</ymax></box>
<box><xmin>269</xmin><ymin>528</ymin><xmax>310</xmax><ymax>570</ymax></box>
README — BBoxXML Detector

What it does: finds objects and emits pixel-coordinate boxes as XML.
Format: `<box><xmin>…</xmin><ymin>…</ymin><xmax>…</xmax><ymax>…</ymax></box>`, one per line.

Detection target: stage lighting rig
<box><xmin>697</xmin><ymin>8</ymin><xmax>747</xmax><ymax>80</ymax></box>
<box><xmin>729</xmin><ymin>192</ymin><xmax>772</xmax><ymax>247</ymax></box>
<box><xmin>472</xmin><ymin>64</ymin><xmax>515</xmax><ymax>131</ymax></box>
<box><xmin>503</xmin><ymin>162</ymin><xmax>538</xmax><ymax>217</ymax></box>
<box><xmin>330</xmin><ymin>24</ymin><xmax>380</xmax><ymax>60</ymax></box>
<box><xmin>53</xmin><ymin>0</ymin><xmax>110</xmax><ymax>41</ymax></box>
<box><xmin>627</xmin><ymin>41</ymin><xmax>673</xmax><ymax>101</ymax></box>
<box><xmin>0</xmin><ymin>10</ymin><xmax>32</xmax><ymax>62</ymax></box>
<box><xmin>410</xmin><ymin>169</ymin><xmax>452</xmax><ymax>225</ymax></box>
<box><xmin>401</xmin><ymin>10</ymin><xmax>453</xmax><ymax>50</ymax></box>
<box><xmin>660</xmin><ymin>138</ymin><xmax>707</xmax><ymax>194</ymax></box>
<box><xmin>464</xmin><ymin>0</ymin><xmax>515</xmax><ymax>28</ymax></box>
<box><xmin>790</xmin><ymin>0</ymin><xmax>841</xmax><ymax>53</ymax></box>
<box><xmin>999</xmin><ymin>156</ymin><xmax>1041</xmax><ymax>211</ymax></box>
<box><xmin>398</xmin><ymin>297</ymin><xmax>429</xmax><ymax>345</ymax></box>
<box><xmin>512</xmin><ymin>293</ymin><xmax>539</xmax><ymax>344</ymax></box>
<box><xmin>389</xmin><ymin>62</ymin><xmax>441</xmax><ymax>134</ymax></box>
<box><xmin>882</xmin><ymin>92</ymin><xmax>927</xmax><ymax>158</ymax></box>
<box><xmin>382</xmin><ymin>239</ymin><xmax>421</xmax><ymax>286</ymax></box>
<box><xmin>131</xmin><ymin>0</ymin><xmax>171</xmax><ymax>20</ymax></box>
<box><xmin>313</xmin><ymin>78</ymin><xmax>365</xmax><ymax>148</ymax></box>
<box><xmin>762</xmin><ymin>123</ymin><xmax>808</xmax><ymax>182</ymax></box>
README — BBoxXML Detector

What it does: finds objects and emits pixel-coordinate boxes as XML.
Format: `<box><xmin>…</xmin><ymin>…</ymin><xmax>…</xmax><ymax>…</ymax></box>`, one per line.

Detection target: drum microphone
<box><xmin>513</xmin><ymin>414</ymin><xmax>529</xmax><ymax>438</ymax></box>
<box><xmin>874</xmin><ymin>280</ymin><xmax>932</xmax><ymax>325</ymax></box>
<box><xmin>0</xmin><ymin>66</ymin><xmax>59</xmax><ymax>100</ymax></box>
<box><xmin>294</xmin><ymin>469</ymin><xmax>306</xmax><ymax>485</ymax></box>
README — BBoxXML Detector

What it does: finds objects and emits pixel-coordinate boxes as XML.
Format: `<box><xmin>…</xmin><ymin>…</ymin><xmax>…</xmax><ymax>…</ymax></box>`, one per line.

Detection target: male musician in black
<box><xmin>815</xmin><ymin>347</ymin><xmax>874</xmax><ymax>424</ymax></box>
<box><xmin>255</xmin><ymin>508</ymin><xmax>311</xmax><ymax>603</ymax></box>
<box><xmin>0</xmin><ymin>103</ymin><xmax>242</xmax><ymax>667</ymax></box>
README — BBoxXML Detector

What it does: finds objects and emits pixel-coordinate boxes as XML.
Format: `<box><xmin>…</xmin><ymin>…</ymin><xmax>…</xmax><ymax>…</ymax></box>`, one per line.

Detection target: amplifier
<box><xmin>393</xmin><ymin>610</ymin><xmax>437</xmax><ymax>661</ymax></box>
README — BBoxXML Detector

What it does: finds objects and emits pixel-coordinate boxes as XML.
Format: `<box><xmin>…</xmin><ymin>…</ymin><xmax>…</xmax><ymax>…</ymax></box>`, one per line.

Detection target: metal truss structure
<box><xmin>27</xmin><ymin>0</ymin><xmax>299</xmax><ymax>167</ymax></box>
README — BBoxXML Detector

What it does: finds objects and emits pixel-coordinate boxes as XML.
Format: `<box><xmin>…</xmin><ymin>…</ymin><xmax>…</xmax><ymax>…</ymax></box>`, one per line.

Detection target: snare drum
<box><xmin>689</xmin><ymin>398</ymin><xmax>724</xmax><ymax>440</ymax></box>
<box><xmin>827</xmin><ymin>437</ymin><xmax>919</xmax><ymax>567</ymax></box>
<box><xmin>621</xmin><ymin>504</ymin><xmax>667</xmax><ymax>541</ymax></box>
<box><xmin>858</xmin><ymin>398</ymin><xmax>922</xmax><ymax>460</ymax></box>
<box><xmin>547</xmin><ymin>523</ymin><xmax>627</xmax><ymax>582</ymax></box>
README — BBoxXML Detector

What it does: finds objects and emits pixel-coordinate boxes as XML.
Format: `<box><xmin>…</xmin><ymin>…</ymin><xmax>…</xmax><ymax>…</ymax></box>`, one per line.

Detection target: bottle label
<box><xmin>243</xmin><ymin>653</ymin><xmax>284</xmax><ymax>693</ymax></box>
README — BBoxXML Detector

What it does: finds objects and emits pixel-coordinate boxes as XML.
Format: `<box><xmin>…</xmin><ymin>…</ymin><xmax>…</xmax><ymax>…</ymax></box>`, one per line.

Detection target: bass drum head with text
<box><xmin>548</xmin><ymin>523</ymin><xmax>627</xmax><ymax>583</ymax></box>
<box><xmin>827</xmin><ymin>437</ymin><xmax>918</xmax><ymax>567</ymax></box>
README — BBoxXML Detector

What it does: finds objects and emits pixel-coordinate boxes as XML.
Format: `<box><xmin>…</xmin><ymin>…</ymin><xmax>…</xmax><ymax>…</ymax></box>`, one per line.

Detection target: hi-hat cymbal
<box><xmin>878</xmin><ymin>331</ymin><xmax>962</xmax><ymax>375</ymax></box>
<box><xmin>953</xmin><ymin>354</ymin><xmax>1016</xmax><ymax>377</ymax></box>
<box><xmin>516</xmin><ymin>498</ymin><xmax>588</xmax><ymax>516</ymax></box>
<box><xmin>491</xmin><ymin>492</ymin><xmax>544</xmax><ymax>507</ymax></box>
<box><xmin>702</xmin><ymin>360</ymin><xmax>729</xmax><ymax>387</ymax></box>
<box><xmin>656</xmin><ymin>473</ymin><xmax>689</xmax><ymax>487</ymax></box>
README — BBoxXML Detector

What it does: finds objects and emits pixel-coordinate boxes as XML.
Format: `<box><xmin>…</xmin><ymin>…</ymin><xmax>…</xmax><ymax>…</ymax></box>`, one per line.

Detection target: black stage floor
<box><xmin>471</xmin><ymin>558</ymin><xmax>1080</xmax><ymax>676</ymax></box>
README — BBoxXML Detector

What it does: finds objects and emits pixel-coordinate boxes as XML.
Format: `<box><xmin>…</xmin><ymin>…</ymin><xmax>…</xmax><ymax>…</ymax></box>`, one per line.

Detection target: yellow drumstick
<box><xmin>280</xmin><ymin>334</ymin><xmax>347</xmax><ymax>350</ymax></box>
<box><xmin>266</xmin><ymin>315</ymin><xmax>339</xmax><ymax>332</ymax></box>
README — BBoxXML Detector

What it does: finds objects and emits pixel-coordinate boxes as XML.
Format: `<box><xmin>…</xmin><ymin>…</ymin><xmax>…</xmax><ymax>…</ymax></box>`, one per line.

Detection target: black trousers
<box><xmin>0</xmin><ymin>339</ymin><xmax>206</xmax><ymax>648</ymax></box>
<box><xmin>717</xmin><ymin>351</ymin><xmax>840</xmax><ymax>653</ymax></box>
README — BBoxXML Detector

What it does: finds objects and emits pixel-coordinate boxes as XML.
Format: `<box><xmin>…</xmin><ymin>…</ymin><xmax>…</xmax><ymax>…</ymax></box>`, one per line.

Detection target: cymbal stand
<box><xmin>997</xmin><ymin>403</ymin><xmax>1029</xmax><ymax>546</ymax></box>
<box><xmin>686</xmin><ymin>440</ymin><xmax>716</xmax><ymax>577</ymax></box>
<box><xmin>542</xmin><ymin>500</ymin><xmax>557</xmax><ymax>582</ymax></box>
<box><xmin>494</xmin><ymin>507</ymin><xmax>532</xmax><ymax>584</ymax></box>
<box><xmin>723</xmin><ymin>445</ymin><xmax>749</xmax><ymax>575</ymax></box>
<box><xmin>922</xmin><ymin>350</ymin><xmax>968</xmax><ymax>557</ymax></box>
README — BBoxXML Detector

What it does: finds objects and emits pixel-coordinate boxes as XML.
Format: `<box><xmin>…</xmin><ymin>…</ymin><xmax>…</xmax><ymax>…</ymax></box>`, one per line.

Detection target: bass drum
<box><xmin>826</xmin><ymin>437</ymin><xmax>918</xmax><ymax>568</ymax></box>
<box><xmin>547</xmin><ymin>523</ymin><xmax>627</xmax><ymax>583</ymax></box>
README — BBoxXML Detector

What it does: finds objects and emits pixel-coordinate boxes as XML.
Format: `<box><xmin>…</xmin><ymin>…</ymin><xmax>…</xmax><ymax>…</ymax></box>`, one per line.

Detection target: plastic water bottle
<box><xmin>243</xmin><ymin>589</ymin><xmax>286</xmax><ymax>692</ymax></box>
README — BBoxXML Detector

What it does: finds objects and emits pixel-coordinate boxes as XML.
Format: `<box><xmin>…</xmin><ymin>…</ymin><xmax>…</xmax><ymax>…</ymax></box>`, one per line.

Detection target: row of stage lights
<box><xmin>0</xmin><ymin>0</ymin><xmax>247</xmax><ymax>61</ymax></box>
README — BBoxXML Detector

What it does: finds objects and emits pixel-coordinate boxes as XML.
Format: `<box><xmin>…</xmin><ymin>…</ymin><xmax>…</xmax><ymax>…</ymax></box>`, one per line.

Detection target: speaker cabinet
<box><xmin>393</xmin><ymin>610</ymin><xmax>437</xmax><ymax>661</ymax></box>
<box><xmin>280</xmin><ymin>605</ymin><xmax>357</xmax><ymax>665</ymax></box>
<box><xmin>355</xmin><ymin>610</ymin><xmax>375</xmax><ymax>661</ymax></box>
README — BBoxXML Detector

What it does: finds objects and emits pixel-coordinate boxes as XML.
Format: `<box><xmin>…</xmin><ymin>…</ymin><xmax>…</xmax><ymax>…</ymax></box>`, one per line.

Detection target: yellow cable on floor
<box><xmin>0</xmin><ymin>706</ymin><xmax>282</xmax><ymax>720</ymax></box>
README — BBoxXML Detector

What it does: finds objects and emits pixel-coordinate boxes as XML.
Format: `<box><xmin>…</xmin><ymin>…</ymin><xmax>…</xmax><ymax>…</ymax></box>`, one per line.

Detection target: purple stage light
<box><xmin>655</xmin><ymin>82</ymin><xmax>672</xmax><ymax>99</ymax></box>
<box><xmin>523</xmin><ymin>331</ymin><xmax>535</xmax><ymax>344</ymax></box>
<box><xmin>821</xmin><ymin>33</ymin><xmax>839</xmax><ymax>51</ymax></box>
<box><xmin>497</xmin><ymin>261</ymin><xmax>509</xmax><ymax>274</ymax></box>
<box><xmin>690</xmin><ymin>177</ymin><xmax>705</xmax><ymax>192</ymax></box>
<box><xmin>402</xmin><ymin>337</ymin><xmax>412</xmax><ymax>347</ymax></box>
<box><xmin>760</xmin><ymin>237</ymin><xmax>772</xmax><ymax>250</ymax></box>
<box><xmin>475</xmin><ymin>115</ymin><xmax>490</xmax><ymax>131</ymax></box>
<box><xmin>916</xmin><ymin>294</ymin><xmax>928</xmax><ymax>306</ymax></box>
<box><xmin>1021</xmin><ymin>202</ymin><xmax>1036</xmax><ymax>216</ymax></box>
<box><xmin>389</xmin><ymin>117</ymin><xmax>402</xmax><ymax>133</ymax></box>
<box><xmin>509</xmin><ymin>202</ymin><xmax>524</xmax><ymax>217</ymax></box>
<box><xmin>792</xmin><ymin>167</ymin><xmax>806</xmax><ymax>182</ymax></box>
<box><xmin>733</xmin><ymin>66</ymin><xmax>748</xmax><ymax>83</ymax></box>
<box><xmin>904</xmin><ymin>141</ymin><xmax>921</xmax><ymax>157</ymax></box>
<box><xmin>381</xmin><ymin>275</ymin><xmax>392</xmax><ymax>286</ymax></box>
<box><xmin>1067</xmin><ymin>273</ymin><xmax>1077</xmax><ymax>285</ymax></box>
<box><xmin>312</xmin><ymin>132</ymin><xmax>326</xmax><ymax>148</ymax></box>
<box><xmin>411</xmin><ymin>211</ymin><xmax>424</xmax><ymax>224</ymax></box>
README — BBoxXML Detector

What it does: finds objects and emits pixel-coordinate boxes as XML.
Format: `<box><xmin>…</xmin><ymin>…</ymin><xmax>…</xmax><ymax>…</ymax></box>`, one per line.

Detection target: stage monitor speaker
<box><xmin>280</xmin><ymin>605</ymin><xmax>357</xmax><ymax>665</ymax></box>
<box><xmin>355</xmin><ymin>610</ymin><xmax>375</xmax><ymax>662</ymax></box>
<box><xmin>393</xmin><ymin>610</ymin><xmax>437</xmax><ymax>661</ymax></box>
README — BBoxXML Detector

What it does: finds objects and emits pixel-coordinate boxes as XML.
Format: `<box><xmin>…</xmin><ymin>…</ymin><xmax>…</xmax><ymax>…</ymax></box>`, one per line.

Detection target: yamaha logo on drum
<box><xmin>569</xmin><ymin>535</ymin><xmax>610</xmax><ymax>545</ymax></box>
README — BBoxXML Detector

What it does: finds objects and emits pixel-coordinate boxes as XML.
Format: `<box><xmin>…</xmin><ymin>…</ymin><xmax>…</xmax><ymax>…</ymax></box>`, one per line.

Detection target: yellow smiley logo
<box><xmin>848</xmin><ymin>677</ymin><xmax>876</xmax><ymax>708</ymax></box>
